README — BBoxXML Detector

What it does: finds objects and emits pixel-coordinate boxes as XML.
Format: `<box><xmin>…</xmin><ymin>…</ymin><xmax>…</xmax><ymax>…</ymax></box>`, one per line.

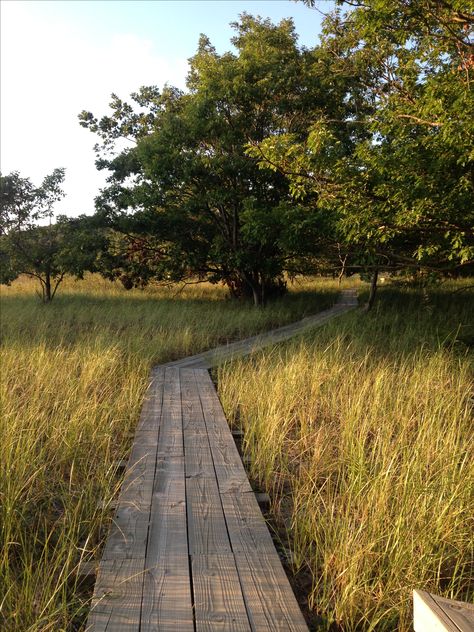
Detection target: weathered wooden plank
<box><xmin>102</xmin><ymin>414</ymin><xmax>159</xmax><ymax>562</ymax></box>
<box><xmin>195</xmin><ymin>370</ymin><xmax>252</xmax><ymax>494</ymax></box>
<box><xmin>185</xmin><ymin>437</ymin><xmax>216</xmax><ymax>478</ymax></box>
<box><xmin>102</xmin><ymin>502</ymin><xmax>150</xmax><ymax>561</ymax></box>
<box><xmin>220</xmin><ymin>492</ymin><xmax>277</xmax><ymax>555</ymax></box>
<box><xmin>181</xmin><ymin>369</ymin><xmax>215</xmax><ymax>478</ymax></box>
<box><xmin>186</xmin><ymin>476</ymin><xmax>232</xmax><ymax>555</ymax></box>
<box><xmin>192</xmin><ymin>554</ymin><xmax>251</xmax><ymax>632</ymax></box>
<box><xmin>156</xmin><ymin>367</ymin><xmax>184</xmax><ymax>456</ymax></box>
<box><xmin>141</xmin><ymin>505</ymin><xmax>193</xmax><ymax>629</ymax></box>
<box><xmin>141</xmin><ymin>562</ymin><xmax>194</xmax><ymax>632</ymax></box>
<box><xmin>413</xmin><ymin>590</ymin><xmax>474</xmax><ymax>632</ymax></box>
<box><xmin>134</xmin><ymin>368</ymin><xmax>165</xmax><ymax>434</ymax></box>
<box><xmin>221</xmin><ymin>492</ymin><xmax>308</xmax><ymax>630</ymax></box>
<box><xmin>146</xmin><ymin>457</ymin><xmax>187</xmax><ymax>562</ymax></box>
<box><xmin>141</xmin><ymin>444</ymin><xmax>194</xmax><ymax>631</ymax></box>
<box><xmin>234</xmin><ymin>550</ymin><xmax>308</xmax><ymax>632</ymax></box>
<box><xmin>119</xmin><ymin>444</ymin><xmax>157</xmax><ymax>505</ymax></box>
<box><xmin>87</xmin><ymin>558</ymin><xmax>144</xmax><ymax>631</ymax></box>
<box><xmin>431</xmin><ymin>594</ymin><xmax>474</xmax><ymax>632</ymax></box>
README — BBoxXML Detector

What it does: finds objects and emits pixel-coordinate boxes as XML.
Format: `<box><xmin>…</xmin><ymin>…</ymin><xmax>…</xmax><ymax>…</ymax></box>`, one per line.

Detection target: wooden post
<box><xmin>413</xmin><ymin>589</ymin><xmax>474</xmax><ymax>631</ymax></box>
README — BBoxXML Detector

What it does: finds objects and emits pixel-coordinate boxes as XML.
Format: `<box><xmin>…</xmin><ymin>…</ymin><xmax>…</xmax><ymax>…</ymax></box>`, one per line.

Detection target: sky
<box><xmin>1</xmin><ymin>0</ymin><xmax>331</xmax><ymax>216</ymax></box>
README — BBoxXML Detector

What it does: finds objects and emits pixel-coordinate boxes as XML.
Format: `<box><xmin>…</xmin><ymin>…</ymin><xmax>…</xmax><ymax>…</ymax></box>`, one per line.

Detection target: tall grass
<box><xmin>0</xmin><ymin>274</ymin><xmax>339</xmax><ymax>631</ymax></box>
<box><xmin>218</xmin><ymin>283</ymin><xmax>473</xmax><ymax>631</ymax></box>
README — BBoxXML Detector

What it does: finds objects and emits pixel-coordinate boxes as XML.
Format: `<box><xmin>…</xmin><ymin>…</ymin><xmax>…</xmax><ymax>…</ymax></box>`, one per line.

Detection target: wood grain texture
<box><xmin>432</xmin><ymin>594</ymin><xmax>474</xmax><ymax>632</ymax></box>
<box><xmin>86</xmin><ymin>558</ymin><xmax>145</xmax><ymax>631</ymax></box>
<box><xmin>156</xmin><ymin>368</ymin><xmax>184</xmax><ymax>457</ymax></box>
<box><xmin>220</xmin><ymin>492</ymin><xmax>277</xmax><ymax>555</ymax></box>
<box><xmin>102</xmin><ymin>502</ymin><xmax>150</xmax><ymax>561</ymax></box>
<box><xmin>186</xmin><ymin>476</ymin><xmax>232</xmax><ymax>555</ymax></box>
<box><xmin>181</xmin><ymin>369</ymin><xmax>215</xmax><ymax>478</ymax></box>
<box><xmin>234</xmin><ymin>550</ymin><xmax>308</xmax><ymax>632</ymax></box>
<box><xmin>134</xmin><ymin>369</ymin><xmax>165</xmax><ymax>435</ymax></box>
<box><xmin>413</xmin><ymin>590</ymin><xmax>474</xmax><ymax>632</ymax></box>
<box><xmin>141</xmin><ymin>446</ymin><xmax>194</xmax><ymax>630</ymax></box>
<box><xmin>192</xmin><ymin>554</ymin><xmax>251</xmax><ymax>632</ymax></box>
<box><xmin>119</xmin><ymin>444</ymin><xmax>157</xmax><ymax>505</ymax></box>
<box><xmin>195</xmin><ymin>370</ymin><xmax>252</xmax><ymax>494</ymax></box>
<box><xmin>140</xmin><ymin>563</ymin><xmax>194</xmax><ymax>632</ymax></box>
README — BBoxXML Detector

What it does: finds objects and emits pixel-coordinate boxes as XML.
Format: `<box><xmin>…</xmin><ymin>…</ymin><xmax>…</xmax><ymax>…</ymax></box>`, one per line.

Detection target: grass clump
<box><xmin>218</xmin><ymin>283</ymin><xmax>473</xmax><ymax>631</ymax></box>
<box><xmin>0</xmin><ymin>274</ymin><xmax>339</xmax><ymax>630</ymax></box>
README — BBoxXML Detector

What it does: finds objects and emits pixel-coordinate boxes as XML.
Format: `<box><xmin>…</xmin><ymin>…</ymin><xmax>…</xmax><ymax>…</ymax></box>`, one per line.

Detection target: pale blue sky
<box><xmin>1</xmin><ymin>0</ymin><xmax>332</xmax><ymax>215</ymax></box>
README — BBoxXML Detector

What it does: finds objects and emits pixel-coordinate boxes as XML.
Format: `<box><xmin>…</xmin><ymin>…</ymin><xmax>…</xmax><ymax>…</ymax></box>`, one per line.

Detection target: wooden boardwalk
<box><xmin>87</xmin><ymin>291</ymin><xmax>358</xmax><ymax>630</ymax></box>
<box><xmin>164</xmin><ymin>289</ymin><xmax>358</xmax><ymax>370</ymax></box>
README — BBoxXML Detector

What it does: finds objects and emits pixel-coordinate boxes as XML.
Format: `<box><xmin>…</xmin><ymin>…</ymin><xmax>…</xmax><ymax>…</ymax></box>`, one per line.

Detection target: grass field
<box><xmin>218</xmin><ymin>282</ymin><xmax>474</xmax><ymax>631</ymax></box>
<box><xmin>0</xmin><ymin>274</ymin><xmax>340</xmax><ymax>631</ymax></box>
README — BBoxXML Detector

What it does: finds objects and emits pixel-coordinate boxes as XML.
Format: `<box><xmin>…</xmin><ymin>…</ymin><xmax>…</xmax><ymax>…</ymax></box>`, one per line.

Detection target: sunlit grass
<box><xmin>218</xmin><ymin>283</ymin><xmax>473</xmax><ymax>631</ymax></box>
<box><xmin>0</xmin><ymin>273</ymin><xmax>340</xmax><ymax>630</ymax></box>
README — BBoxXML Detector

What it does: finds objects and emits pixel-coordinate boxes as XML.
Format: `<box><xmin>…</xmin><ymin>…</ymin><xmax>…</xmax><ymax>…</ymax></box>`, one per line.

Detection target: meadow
<box><xmin>218</xmin><ymin>282</ymin><xmax>474</xmax><ymax>631</ymax></box>
<box><xmin>0</xmin><ymin>274</ymin><xmax>339</xmax><ymax>631</ymax></box>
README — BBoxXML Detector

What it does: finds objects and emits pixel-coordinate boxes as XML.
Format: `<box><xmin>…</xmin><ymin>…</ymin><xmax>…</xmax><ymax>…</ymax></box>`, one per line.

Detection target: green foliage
<box><xmin>251</xmin><ymin>1</ymin><xmax>474</xmax><ymax>275</ymax></box>
<box><xmin>0</xmin><ymin>171</ymin><xmax>102</xmax><ymax>301</ymax></box>
<box><xmin>79</xmin><ymin>16</ymin><xmax>333</xmax><ymax>305</ymax></box>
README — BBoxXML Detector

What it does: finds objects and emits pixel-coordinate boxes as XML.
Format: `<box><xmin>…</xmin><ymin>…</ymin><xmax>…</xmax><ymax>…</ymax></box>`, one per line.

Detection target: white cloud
<box><xmin>0</xmin><ymin>2</ymin><xmax>189</xmax><ymax>216</ymax></box>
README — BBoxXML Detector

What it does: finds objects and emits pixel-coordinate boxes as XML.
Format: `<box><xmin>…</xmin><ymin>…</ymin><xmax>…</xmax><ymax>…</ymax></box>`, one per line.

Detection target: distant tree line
<box><xmin>1</xmin><ymin>1</ymin><xmax>472</xmax><ymax>304</ymax></box>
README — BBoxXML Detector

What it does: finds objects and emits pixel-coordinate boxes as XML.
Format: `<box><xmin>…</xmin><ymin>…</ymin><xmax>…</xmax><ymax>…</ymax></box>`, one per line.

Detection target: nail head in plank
<box><xmin>87</xmin><ymin>558</ymin><xmax>145</xmax><ymax>631</ymax></box>
<box><xmin>192</xmin><ymin>554</ymin><xmax>252</xmax><ymax>632</ymax></box>
<box><xmin>186</xmin><ymin>476</ymin><xmax>233</xmax><ymax>555</ymax></box>
<box><xmin>140</xmin><ymin>563</ymin><xmax>194</xmax><ymax>632</ymax></box>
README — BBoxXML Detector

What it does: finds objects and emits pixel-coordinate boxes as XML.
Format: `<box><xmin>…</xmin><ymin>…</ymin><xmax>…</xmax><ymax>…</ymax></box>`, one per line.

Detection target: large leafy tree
<box><xmin>0</xmin><ymin>171</ymin><xmax>102</xmax><ymax>301</ymax></box>
<box><xmin>80</xmin><ymin>16</ymin><xmax>330</xmax><ymax>305</ymax></box>
<box><xmin>249</xmin><ymin>0</ymin><xmax>474</xmax><ymax>304</ymax></box>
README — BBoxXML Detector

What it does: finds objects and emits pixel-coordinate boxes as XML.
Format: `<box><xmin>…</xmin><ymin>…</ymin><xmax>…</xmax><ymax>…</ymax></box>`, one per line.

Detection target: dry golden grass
<box><xmin>0</xmin><ymin>273</ymin><xmax>339</xmax><ymax>630</ymax></box>
<box><xmin>218</xmin><ymin>283</ymin><xmax>474</xmax><ymax>631</ymax></box>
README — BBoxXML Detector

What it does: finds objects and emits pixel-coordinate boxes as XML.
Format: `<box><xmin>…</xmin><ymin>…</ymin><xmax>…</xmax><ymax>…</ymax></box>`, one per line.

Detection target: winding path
<box><xmin>87</xmin><ymin>289</ymin><xmax>358</xmax><ymax>631</ymax></box>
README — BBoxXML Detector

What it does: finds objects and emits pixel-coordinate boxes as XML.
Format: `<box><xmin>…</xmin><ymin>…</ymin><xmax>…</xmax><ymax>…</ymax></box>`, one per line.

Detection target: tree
<box><xmin>0</xmin><ymin>171</ymin><xmax>101</xmax><ymax>301</ymax></box>
<box><xmin>248</xmin><ymin>1</ymin><xmax>474</xmax><ymax>305</ymax></box>
<box><xmin>79</xmin><ymin>16</ymin><xmax>330</xmax><ymax>305</ymax></box>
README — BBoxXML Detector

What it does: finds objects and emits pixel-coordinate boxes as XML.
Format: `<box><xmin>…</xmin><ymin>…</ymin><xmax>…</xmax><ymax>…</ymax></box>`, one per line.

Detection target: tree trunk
<box><xmin>366</xmin><ymin>267</ymin><xmax>378</xmax><ymax>311</ymax></box>
<box><xmin>241</xmin><ymin>271</ymin><xmax>263</xmax><ymax>307</ymax></box>
<box><xmin>44</xmin><ymin>271</ymin><xmax>52</xmax><ymax>303</ymax></box>
<box><xmin>251</xmin><ymin>285</ymin><xmax>261</xmax><ymax>307</ymax></box>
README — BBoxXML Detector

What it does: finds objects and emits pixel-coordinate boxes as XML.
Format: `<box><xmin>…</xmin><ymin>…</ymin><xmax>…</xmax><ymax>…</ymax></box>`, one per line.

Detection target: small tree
<box><xmin>0</xmin><ymin>170</ymin><xmax>99</xmax><ymax>302</ymax></box>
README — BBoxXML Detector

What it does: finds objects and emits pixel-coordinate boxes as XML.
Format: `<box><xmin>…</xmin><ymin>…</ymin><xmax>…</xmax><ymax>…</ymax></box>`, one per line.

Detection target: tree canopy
<box><xmin>0</xmin><ymin>170</ymin><xmax>102</xmax><ymax>301</ymax></box>
<box><xmin>79</xmin><ymin>5</ymin><xmax>473</xmax><ymax>307</ymax></box>
<box><xmin>79</xmin><ymin>16</ymin><xmax>340</xmax><ymax>305</ymax></box>
<box><xmin>6</xmin><ymin>5</ymin><xmax>471</xmax><ymax>305</ymax></box>
<box><xmin>250</xmin><ymin>1</ymin><xmax>474</xmax><ymax>279</ymax></box>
